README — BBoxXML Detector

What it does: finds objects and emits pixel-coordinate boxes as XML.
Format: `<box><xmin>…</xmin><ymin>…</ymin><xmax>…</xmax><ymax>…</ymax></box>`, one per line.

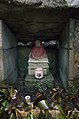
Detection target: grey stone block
<box><xmin>0</xmin><ymin>50</ymin><xmax>4</xmax><ymax>80</ymax></box>
<box><xmin>2</xmin><ymin>23</ymin><xmax>17</xmax><ymax>49</ymax></box>
<box><xmin>69</xmin><ymin>49</ymin><xmax>74</xmax><ymax>80</ymax></box>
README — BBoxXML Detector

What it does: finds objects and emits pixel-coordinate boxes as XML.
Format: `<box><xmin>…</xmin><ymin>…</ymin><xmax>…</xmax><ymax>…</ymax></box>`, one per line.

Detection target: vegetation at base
<box><xmin>0</xmin><ymin>82</ymin><xmax>79</xmax><ymax>119</ymax></box>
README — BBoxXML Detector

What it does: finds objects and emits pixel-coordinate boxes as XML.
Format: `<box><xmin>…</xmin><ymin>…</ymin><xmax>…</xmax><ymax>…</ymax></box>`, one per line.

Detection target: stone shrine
<box><xmin>28</xmin><ymin>40</ymin><xmax>49</xmax><ymax>78</ymax></box>
<box><xmin>25</xmin><ymin>40</ymin><xmax>54</xmax><ymax>94</ymax></box>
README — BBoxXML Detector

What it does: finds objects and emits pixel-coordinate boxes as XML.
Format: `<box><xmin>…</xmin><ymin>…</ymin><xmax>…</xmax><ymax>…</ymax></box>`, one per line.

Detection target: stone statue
<box><xmin>30</xmin><ymin>40</ymin><xmax>47</xmax><ymax>60</ymax></box>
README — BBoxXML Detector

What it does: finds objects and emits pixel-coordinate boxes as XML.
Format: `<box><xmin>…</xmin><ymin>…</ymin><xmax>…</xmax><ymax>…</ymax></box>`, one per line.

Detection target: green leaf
<box><xmin>9</xmin><ymin>113</ymin><xmax>16</xmax><ymax>119</ymax></box>
<box><xmin>26</xmin><ymin>112</ymin><xmax>35</xmax><ymax>119</ymax></box>
<box><xmin>45</xmin><ymin>110</ymin><xmax>51</xmax><ymax>119</ymax></box>
<box><xmin>30</xmin><ymin>113</ymin><xmax>35</xmax><ymax>119</ymax></box>
<box><xmin>2</xmin><ymin>100</ymin><xmax>10</xmax><ymax>110</ymax></box>
<box><xmin>52</xmin><ymin>92</ymin><xmax>58</xmax><ymax>99</ymax></box>
<box><xmin>0</xmin><ymin>88</ymin><xmax>9</xmax><ymax>98</ymax></box>
<box><xmin>56</xmin><ymin>104</ymin><xmax>65</xmax><ymax>115</ymax></box>
<box><xmin>8</xmin><ymin>86</ymin><xmax>15</xmax><ymax>98</ymax></box>
<box><xmin>54</xmin><ymin>104</ymin><xmax>66</xmax><ymax>119</ymax></box>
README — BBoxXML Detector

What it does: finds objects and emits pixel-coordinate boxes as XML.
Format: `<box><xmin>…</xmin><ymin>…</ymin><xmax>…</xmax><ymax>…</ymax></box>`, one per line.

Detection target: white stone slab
<box><xmin>28</xmin><ymin>57</ymin><xmax>49</xmax><ymax>63</ymax></box>
<box><xmin>28</xmin><ymin>66</ymin><xmax>49</xmax><ymax>75</ymax></box>
<box><xmin>28</xmin><ymin>63</ymin><xmax>49</xmax><ymax>67</ymax></box>
<box><xmin>28</xmin><ymin>52</ymin><xmax>49</xmax><ymax>75</ymax></box>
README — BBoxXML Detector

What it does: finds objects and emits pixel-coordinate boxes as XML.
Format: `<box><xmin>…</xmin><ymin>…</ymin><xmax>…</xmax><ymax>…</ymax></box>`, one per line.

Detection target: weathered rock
<box><xmin>66</xmin><ymin>0</ymin><xmax>79</xmax><ymax>8</ymax></box>
<box><xmin>0</xmin><ymin>0</ymin><xmax>67</xmax><ymax>8</ymax></box>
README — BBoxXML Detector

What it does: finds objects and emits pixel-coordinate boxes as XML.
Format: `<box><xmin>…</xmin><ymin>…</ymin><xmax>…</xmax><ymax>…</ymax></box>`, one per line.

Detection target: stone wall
<box><xmin>18</xmin><ymin>46</ymin><xmax>31</xmax><ymax>78</ymax></box>
<box><xmin>66</xmin><ymin>19</ymin><xmax>79</xmax><ymax>92</ymax></box>
<box><xmin>46</xmin><ymin>47</ymin><xmax>59</xmax><ymax>76</ymax></box>
<box><xmin>59</xmin><ymin>18</ymin><xmax>79</xmax><ymax>90</ymax></box>
<box><xmin>59</xmin><ymin>21</ymin><xmax>69</xmax><ymax>89</ymax></box>
<box><xmin>0</xmin><ymin>20</ymin><xmax>4</xmax><ymax>80</ymax></box>
<box><xmin>68</xmin><ymin>19</ymin><xmax>79</xmax><ymax>81</ymax></box>
<box><xmin>73</xmin><ymin>20</ymin><xmax>79</xmax><ymax>79</ymax></box>
<box><xmin>0</xmin><ymin>21</ymin><xmax>18</xmax><ymax>83</ymax></box>
<box><xmin>68</xmin><ymin>19</ymin><xmax>75</xmax><ymax>81</ymax></box>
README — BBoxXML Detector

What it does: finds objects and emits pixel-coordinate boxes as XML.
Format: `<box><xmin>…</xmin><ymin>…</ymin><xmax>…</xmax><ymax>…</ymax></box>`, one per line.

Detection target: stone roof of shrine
<box><xmin>0</xmin><ymin>0</ymin><xmax>79</xmax><ymax>42</ymax></box>
<box><xmin>0</xmin><ymin>0</ymin><xmax>68</xmax><ymax>8</ymax></box>
<box><xmin>1</xmin><ymin>0</ymin><xmax>79</xmax><ymax>8</ymax></box>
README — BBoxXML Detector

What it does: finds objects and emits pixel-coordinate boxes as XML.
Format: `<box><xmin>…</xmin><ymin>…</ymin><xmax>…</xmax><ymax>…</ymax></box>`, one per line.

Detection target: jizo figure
<box><xmin>31</xmin><ymin>40</ymin><xmax>47</xmax><ymax>60</ymax></box>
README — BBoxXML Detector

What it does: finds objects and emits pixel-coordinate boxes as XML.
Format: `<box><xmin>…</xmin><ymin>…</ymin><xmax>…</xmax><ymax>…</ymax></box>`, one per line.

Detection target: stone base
<box><xmin>28</xmin><ymin>57</ymin><xmax>49</xmax><ymax>75</ymax></box>
<box><xmin>25</xmin><ymin>73</ymin><xmax>54</xmax><ymax>96</ymax></box>
<box><xmin>28</xmin><ymin>64</ymin><xmax>49</xmax><ymax>75</ymax></box>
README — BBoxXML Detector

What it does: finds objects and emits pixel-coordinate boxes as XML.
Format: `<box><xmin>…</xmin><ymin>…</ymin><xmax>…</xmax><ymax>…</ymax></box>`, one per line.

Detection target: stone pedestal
<box><xmin>26</xmin><ymin>50</ymin><xmax>54</xmax><ymax>97</ymax></box>
<box><xmin>25</xmin><ymin>73</ymin><xmax>54</xmax><ymax>97</ymax></box>
<box><xmin>28</xmin><ymin>57</ymin><xmax>49</xmax><ymax>75</ymax></box>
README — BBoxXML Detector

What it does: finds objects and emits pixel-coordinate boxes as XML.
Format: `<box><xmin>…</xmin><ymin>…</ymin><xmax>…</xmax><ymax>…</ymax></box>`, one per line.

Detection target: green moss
<box><xmin>69</xmin><ymin>79</ymin><xmax>79</xmax><ymax>94</ymax></box>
